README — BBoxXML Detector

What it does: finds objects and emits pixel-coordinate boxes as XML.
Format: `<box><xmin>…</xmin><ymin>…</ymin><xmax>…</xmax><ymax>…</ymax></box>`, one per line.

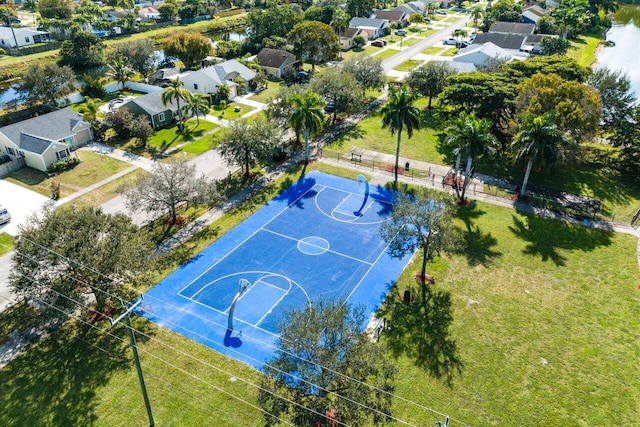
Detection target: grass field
<box><xmin>1</xmin><ymin>162</ymin><xmax>637</xmax><ymax>426</ymax></box>
<box><xmin>567</xmin><ymin>32</ymin><xmax>602</xmax><ymax>67</ymax></box>
<box><xmin>0</xmin><ymin>233</ymin><xmax>14</xmax><ymax>255</ymax></box>
<box><xmin>70</xmin><ymin>168</ymin><xmax>148</xmax><ymax>209</ymax></box>
<box><xmin>247</xmin><ymin>80</ymin><xmax>283</xmax><ymax>104</ymax></box>
<box><xmin>5</xmin><ymin>151</ymin><xmax>131</xmax><ymax>199</ymax></box>
<box><xmin>422</xmin><ymin>46</ymin><xmax>447</xmax><ymax>55</ymax></box>
<box><xmin>394</xmin><ymin>59</ymin><xmax>423</xmax><ymax>72</ymax></box>
<box><xmin>143</xmin><ymin>120</ymin><xmax>217</xmax><ymax>156</ymax></box>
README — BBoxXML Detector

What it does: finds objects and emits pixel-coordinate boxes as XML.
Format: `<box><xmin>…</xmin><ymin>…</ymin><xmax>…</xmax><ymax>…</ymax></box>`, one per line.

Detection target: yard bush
<box><xmin>48</xmin><ymin>156</ymin><xmax>80</xmax><ymax>174</ymax></box>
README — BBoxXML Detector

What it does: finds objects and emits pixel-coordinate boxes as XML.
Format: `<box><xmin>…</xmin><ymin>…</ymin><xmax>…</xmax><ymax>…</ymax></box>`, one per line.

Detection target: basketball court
<box><xmin>139</xmin><ymin>172</ymin><xmax>415</xmax><ymax>369</ymax></box>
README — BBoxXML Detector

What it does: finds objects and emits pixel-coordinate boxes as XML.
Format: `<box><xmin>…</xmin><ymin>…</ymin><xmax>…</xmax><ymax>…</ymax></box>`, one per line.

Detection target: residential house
<box><xmin>349</xmin><ymin>17</ymin><xmax>390</xmax><ymax>40</ymax></box>
<box><xmin>338</xmin><ymin>28</ymin><xmax>364</xmax><ymax>50</ymax></box>
<box><xmin>178</xmin><ymin>59</ymin><xmax>256</xmax><ymax>99</ymax></box>
<box><xmin>0</xmin><ymin>108</ymin><xmax>93</xmax><ymax>172</ymax></box>
<box><xmin>121</xmin><ymin>89</ymin><xmax>180</xmax><ymax>129</ymax></box>
<box><xmin>138</xmin><ymin>6</ymin><xmax>161</xmax><ymax>21</ymax></box>
<box><xmin>0</xmin><ymin>27</ymin><xmax>49</xmax><ymax>48</ymax></box>
<box><xmin>453</xmin><ymin>42</ymin><xmax>514</xmax><ymax>67</ymax></box>
<box><xmin>489</xmin><ymin>21</ymin><xmax>536</xmax><ymax>36</ymax></box>
<box><xmin>104</xmin><ymin>10</ymin><xmax>127</xmax><ymax>22</ymax></box>
<box><xmin>392</xmin><ymin>0</ymin><xmax>429</xmax><ymax>16</ymax></box>
<box><xmin>256</xmin><ymin>48</ymin><xmax>298</xmax><ymax>79</ymax></box>
<box><xmin>151</xmin><ymin>67</ymin><xmax>181</xmax><ymax>84</ymax></box>
<box><xmin>472</xmin><ymin>31</ymin><xmax>551</xmax><ymax>56</ymax></box>
<box><xmin>522</xmin><ymin>5</ymin><xmax>547</xmax><ymax>25</ymax></box>
<box><xmin>372</xmin><ymin>10</ymin><xmax>410</xmax><ymax>28</ymax></box>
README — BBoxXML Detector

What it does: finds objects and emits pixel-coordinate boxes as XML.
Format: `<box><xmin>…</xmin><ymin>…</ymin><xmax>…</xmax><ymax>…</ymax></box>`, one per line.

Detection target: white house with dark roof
<box><xmin>453</xmin><ymin>42</ymin><xmax>514</xmax><ymax>67</ymax></box>
<box><xmin>0</xmin><ymin>27</ymin><xmax>49</xmax><ymax>48</ymax></box>
<box><xmin>256</xmin><ymin>48</ymin><xmax>298</xmax><ymax>79</ymax></box>
<box><xmin>0</xmin><ymin>108</ymin><xmax>93</xmax><ymax>172</ymax></box>
<box><xmin>349</xmin><ymin>17</ymin><xmax>390</xmax><ymax>40</ymax></box>
<box><xmin>178</xmin><ymin>59</ymin><xmax>256</xmax><ymax>99</ymax></box>
<box><xmin>489</xmin><ymin>21</ymin><xmax>536</xmax><ymax>36</ymax></box>
<box><xmin>372</xmin><ymin>10</ymin><xmax>409</xmax><ymax>27</ymax></box>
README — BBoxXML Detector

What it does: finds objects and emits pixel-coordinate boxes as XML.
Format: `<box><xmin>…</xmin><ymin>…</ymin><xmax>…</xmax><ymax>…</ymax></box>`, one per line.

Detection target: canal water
<box><xmin>594</xmin><ymin>5</ymin><xmax>640</xmax><ymax>98</ymax></box>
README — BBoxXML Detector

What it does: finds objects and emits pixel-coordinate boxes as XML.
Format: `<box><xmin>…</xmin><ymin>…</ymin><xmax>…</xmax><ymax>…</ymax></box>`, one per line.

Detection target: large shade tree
<box><xmin>17</xmin><ymin>63</ymin><xmax>76</xmax><ymax>112</ymax></box>
<box><xmin>288</xmin><ymin>21</ymin><xmax>339</xmax><ymax>72</ymax></box>
<box><xmin>444</xmin><ymin>112</ymin><xmax>498</xmax><ymax>202</ymax></box>
<box><xmin>163</xmin><ymin>31</ymin><xmax>211</xmax><ymax>70</ymax></box>
<box><xmin>310</xmin><ymin>67</ymin><xmax>366</xmax><ymax>125</ymax></box>
<box><xmin>342</xmin><ymin>56</ymin><xmax>386</xmax><ymax>96</ymax></box>
<box><xmin>380</xmin><ymin>89</ymin><xmax>421</xmax><ymax>185</ymax></box>
<box><xmin>288</xmin><ymin>89</ymin><xmax>325</xmax><ymax>163</ymax></box>
<box><xmin>512</xmin><ymin>114</ymin><xmax>566</xmax><ymax>197</ymax></box>
<box><xmin>10</xmin><ymin>206</ymin><xmax>154</xmax><ymax>320</ymax></box>
<box><xmin>258</xmin><ymin>299</ymin><xmax>396</xmax><ymax>427</ymax></box>
<box><xmin>217</xmin><ymin>118</ymin><xmax>283</xmax><ymax>176</ymax></box>
<box><xmin>124</xmin><ymin>159</ymin><xmax>220</xmax><ymax>225</ymax></box>
<box><xmin>406</xmin><ymin>61</ymin><xmax>455</xmax><ymax>109</ymax></box>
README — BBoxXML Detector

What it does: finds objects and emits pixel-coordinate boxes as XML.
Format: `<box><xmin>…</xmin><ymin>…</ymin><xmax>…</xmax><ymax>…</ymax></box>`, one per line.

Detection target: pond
<box><xmin>210</xmin><ymin>30</ymin><xmax>247</xmax><ymax>43</ymax></box>
<box><xmin>594</xmin><ymin>5</ymin><xmax>640</xmax><ymax>98</ymax></box>
<box><xmin>0</xmin><ymin>83</ymin><xmax>22</xmax><ymax>108</ymax></box>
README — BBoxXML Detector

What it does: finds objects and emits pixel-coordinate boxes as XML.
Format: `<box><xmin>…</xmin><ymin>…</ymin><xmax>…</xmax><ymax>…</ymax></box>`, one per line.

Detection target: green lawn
<box><xmin>181</xmin><ymin>134</ymin><xmax>217</xmax><ymax>156</ymax></box>
<box><xmin>5</xmin><ymin>151</ymin><xmax>131</xmax><ymax>199</ymax></box>
<box><xmin>247</xmin><ymin>80</ymin><xmax>284</xmax><ymax>104</ymax></box>
<box><xmin>440</xmin><ymin>47</ymin><xmax>459</xmax><ymax>57</ymax></box>
<box><xmin>325</xmin><ymin>110</ymin><xmax>447</xmax><ymax>165</ymax></box>
<box><xmin>211</xmin><ymin>102</ymin><xmax>252</xmax><ymax>120</ymax></box>
<box><xmin>395</xmin><ymin>37</ymin><xmax>422</xmax><ymax>48</ymax></box>
<box><xmin>145</xmin><ymin>119</ymin><xmax>217</xmax><ymax>156</ymax></box>
<box><xmin>371</xmin><ymin>48</ymin><xmax>399</xmax><ymax>61</ymax></box>
<box><xmin>71</xmin><ymin>168</ymin><xmax>148</xmax><ymax>209</ymax></box>
<box><xmin>1</xmin><ymin>163</ymin><xmax>637</xmax><ymax>426</ymax></box>
<box><xmin>422</xmin><ymin>46</ymin><xmax>447</xmax><ymax>55</ymax></box>
<box><xmin>566</xmin><ymin>32</ymin><xmax>602</xmax><ymax>67</ymax></box>
<box><xmin>0</xmin><ymin>233</ymin><xmax>14</xmax><ymax>255</ymax></box>
<box><xmin>394</xmin><ymin>59</ymin><xmax>423</xmax><ymax>72</ymax></box>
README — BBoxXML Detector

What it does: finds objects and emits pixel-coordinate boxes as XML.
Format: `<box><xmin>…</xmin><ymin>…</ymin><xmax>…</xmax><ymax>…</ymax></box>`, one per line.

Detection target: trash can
<box><xmin>405</xmin><ymin>162</ymin><xmax>410</xmax><ymax>171</ymax></box>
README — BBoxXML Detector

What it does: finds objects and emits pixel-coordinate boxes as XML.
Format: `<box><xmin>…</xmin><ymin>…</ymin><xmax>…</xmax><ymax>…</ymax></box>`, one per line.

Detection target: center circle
<box><xmin>297</xmin><ymin>236</ymin><xmax>330</xmax><ymax>255</ymax></box>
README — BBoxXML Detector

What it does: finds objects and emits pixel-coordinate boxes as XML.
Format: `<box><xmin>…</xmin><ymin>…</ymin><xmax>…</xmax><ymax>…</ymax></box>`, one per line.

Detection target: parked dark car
<box><xmin>371</xmin><ymin>40</ymin><xmax>386</xmax><ymax>47</ymax></box>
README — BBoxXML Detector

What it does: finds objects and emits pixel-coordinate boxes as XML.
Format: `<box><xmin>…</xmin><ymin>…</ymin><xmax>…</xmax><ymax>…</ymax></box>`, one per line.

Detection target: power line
<box><xmin>11</xmin><ymin>237</ymin><xmax>469</xmax><ymax>425</ymax></box>
<box><xmin>5</xmin><ymin>274</ymin><xmax>344</xmax><ymax>427</ymax></box>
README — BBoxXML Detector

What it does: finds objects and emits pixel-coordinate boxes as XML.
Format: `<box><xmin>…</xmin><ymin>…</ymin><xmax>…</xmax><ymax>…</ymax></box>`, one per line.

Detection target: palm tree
<box><xmin>288</xmin><ymin>89</ymin><xmax>325</xmax><ymax>163</ymax></box>
<box><xmin>331</xmin><ymin>9</ymin><xmax>350</xmax><ymax>58</ymax></box>
<box><xmin>161</xmin><ymin>78</ymin><xmax>189</xmax><ymax>131</ymax></box>
<box><xmin>380</xmin><ymin>89</ymin><xmax>421</xmax><ymax>185</ymax></box>
<box><xmin>108</xmin><ymin>58</ymin><xmax>133</xmax><ymax>91</ymax></box>
<box><xmin>444</xmin><ymin>112</ymin><xmax>497</xmax><ymax>202</ymax></box>
<box><xmin>513</xmin><ymin>115</ymin><xmax>565</xmax><ymax>198</ymax></box>
<box><xmin>183</xmin><ymin>92</ymin><xmax>211</xmax><ymax>125</ymax></box>
<box><xmin>470</xmin><ymin>6</ymin><xmax>483</xmax><ymax>31</ymax></box>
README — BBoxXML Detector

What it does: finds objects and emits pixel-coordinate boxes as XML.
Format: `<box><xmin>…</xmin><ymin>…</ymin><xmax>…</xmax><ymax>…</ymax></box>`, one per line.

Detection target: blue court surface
<box><xmin>139</xmin><ymin>171</ymin><xmax>415</xmax><ymax>369</ymax></box>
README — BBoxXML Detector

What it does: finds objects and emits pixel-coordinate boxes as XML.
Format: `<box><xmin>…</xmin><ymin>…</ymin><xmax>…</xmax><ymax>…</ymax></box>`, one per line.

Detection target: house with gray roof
<box><xmin>453</xmin><ymin>42</ymin><xmax>515</xmax><ymax>67</ymax></box>
<box><xmin>372</xmin><ymin>10</ymin><xmax>409</xmax><ymax>27</ymax></box>
<box><xmin>0</xmin><ymin>107</ymin><xmax>92</xmax><ymax>172</ymax></box>
<box><xmin>178</xmin><ymin>59</ymin><xmax>256</xmax><ymax>99</ymax></box>
<box><xmin>489</xmin><ymin>21</ymin><xmax>536</xmax><ymax>36</ymax></box>
<box><xmin>522</xmin><ymin>5</ymin><xmax>547</xmax><ymax>25</ymax></box>
<box><xmin>349</xmin><ymin>17</ymin><xmax>390</xmax><ymax>39</ymax></box>
<box><xmin>122</xmin><ymin>89</ymin><xmax>180</xmax><ymax>129</ymax></box>
<box><xmin>256</xmin><ymin>48</ymin><xmax>298</xmax><ymax>79</ymax></box>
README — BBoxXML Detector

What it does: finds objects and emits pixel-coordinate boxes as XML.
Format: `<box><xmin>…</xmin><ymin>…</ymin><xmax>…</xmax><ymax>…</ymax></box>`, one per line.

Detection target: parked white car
<box><xmin>0</xmin><ymin>206</ymin><xmax>10</xmax><ymax>225</ymax></box>
<box><xmin>443</xmin><ymin>37</ymin><xmax>458</xmax><ymax>45</ymax></box>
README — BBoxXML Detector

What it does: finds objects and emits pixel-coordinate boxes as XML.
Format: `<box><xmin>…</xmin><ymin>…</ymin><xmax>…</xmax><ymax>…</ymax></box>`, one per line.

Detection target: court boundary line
<box><xmin>261</xmin><ymin>228</ymin><xmax>374</xmax><ymax>266</ymax></box>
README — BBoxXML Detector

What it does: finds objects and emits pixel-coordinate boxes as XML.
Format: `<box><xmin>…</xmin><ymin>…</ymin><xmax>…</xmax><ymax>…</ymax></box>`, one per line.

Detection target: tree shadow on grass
<box><xmin>508</xmin><ymin>214</ymin><xmax>614</xmax><ymax>267</ymax></box>
<box><xmin>378</xmin><ymin>285</ymin><xmax>463</xmax><ymax>387</ymax></box>
<box><xmin>0</xmin><ymin>319</ymin><xmax>134</xmax><ymax>426</ymax></box>
<box><xmin>326</xmin><ymin>125</ymin><xmax>366</xmax><ymax>149</ymax></box>
<box><xmin>455</xmin><ymin>202</ymin><xmax>502</xmax><ymax>267</ymax></box>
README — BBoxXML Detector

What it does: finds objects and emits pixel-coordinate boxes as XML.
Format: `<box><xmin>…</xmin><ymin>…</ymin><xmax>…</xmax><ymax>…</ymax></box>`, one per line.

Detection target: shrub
<box><xmin>48</xmin><ymin>156</ymin><xmax>80</xmax><ymax>174</ymax></box>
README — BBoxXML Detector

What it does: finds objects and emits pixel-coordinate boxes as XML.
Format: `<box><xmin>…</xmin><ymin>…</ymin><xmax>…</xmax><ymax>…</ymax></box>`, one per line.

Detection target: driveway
<box><xmin>0</xmin><ymin>179</ymin><xmax>52</xmax><ymax>237</ymax></box>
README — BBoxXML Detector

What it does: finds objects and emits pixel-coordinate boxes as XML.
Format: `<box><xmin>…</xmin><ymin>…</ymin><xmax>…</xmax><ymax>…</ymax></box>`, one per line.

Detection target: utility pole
<box><xmin>111</xmin><ymin>297</ymin><xmax>155</xmax><ymax>427</ymax></box>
